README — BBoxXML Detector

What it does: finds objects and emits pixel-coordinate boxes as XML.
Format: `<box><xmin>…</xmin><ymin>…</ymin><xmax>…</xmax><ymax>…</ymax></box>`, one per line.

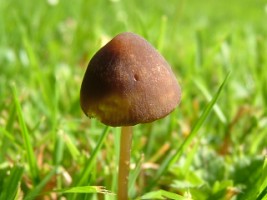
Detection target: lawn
<box><xmin>0</xmin><ymin>0</ymin><xmax>266</xmax><ymax>199</ymax></box>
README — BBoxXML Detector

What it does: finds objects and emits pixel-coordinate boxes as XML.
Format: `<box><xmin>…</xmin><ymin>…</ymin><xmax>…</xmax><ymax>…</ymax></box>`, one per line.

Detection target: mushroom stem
<box><xmin>118</xmin><ymin>126</ymin><xmax>133</xmax><ymax>200</ymax></box>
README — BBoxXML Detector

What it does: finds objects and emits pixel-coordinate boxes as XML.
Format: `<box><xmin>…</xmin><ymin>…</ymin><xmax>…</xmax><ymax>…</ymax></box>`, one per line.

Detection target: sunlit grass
<box><xmin>0</xmin><ymin>0</ymin><xmax>266</xmax><ymax>199</ymax></box>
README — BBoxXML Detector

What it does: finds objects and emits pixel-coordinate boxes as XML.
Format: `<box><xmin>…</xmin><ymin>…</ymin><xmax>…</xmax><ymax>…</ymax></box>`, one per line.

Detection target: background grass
<box><xmin>0</xmin><ymin>0</ymin><xmax>267</xmax><ymax>199</ymax></box>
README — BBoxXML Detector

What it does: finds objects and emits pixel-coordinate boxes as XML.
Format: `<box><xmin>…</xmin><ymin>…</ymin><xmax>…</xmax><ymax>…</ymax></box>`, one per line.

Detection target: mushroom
<box><xmin>80</xmin><ymin>32</ymin><xmax>181</xmax><ymax>199</ymax></box>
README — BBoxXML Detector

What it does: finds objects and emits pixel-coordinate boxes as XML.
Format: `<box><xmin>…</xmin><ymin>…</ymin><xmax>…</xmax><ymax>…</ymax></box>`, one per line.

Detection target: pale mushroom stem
<box><xmin>118</xmin><ymin>126</ymin><xmax>133</xmax><ymax>200</ymax></box>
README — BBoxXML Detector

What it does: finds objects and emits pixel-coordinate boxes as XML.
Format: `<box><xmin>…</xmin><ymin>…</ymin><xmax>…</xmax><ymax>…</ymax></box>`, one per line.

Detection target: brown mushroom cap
<box><xmin>80</xmin><ymin>32</ymin><xmax>181</xmax><ymax>127</ymax></box>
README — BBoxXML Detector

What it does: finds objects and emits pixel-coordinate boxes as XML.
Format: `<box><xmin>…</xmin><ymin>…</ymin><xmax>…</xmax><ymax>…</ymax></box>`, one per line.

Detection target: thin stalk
<box><xmin>118</xmin><ymin>126</ymin><xmax>133</xmax><ymax>200</ymax></box>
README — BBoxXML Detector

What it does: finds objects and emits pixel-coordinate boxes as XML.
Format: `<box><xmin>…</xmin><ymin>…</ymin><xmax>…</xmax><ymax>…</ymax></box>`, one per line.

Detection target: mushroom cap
<box><xmin>80</xmin><ymin>32</ymin><xmax>181</xmax><ymax>127</ymax></box>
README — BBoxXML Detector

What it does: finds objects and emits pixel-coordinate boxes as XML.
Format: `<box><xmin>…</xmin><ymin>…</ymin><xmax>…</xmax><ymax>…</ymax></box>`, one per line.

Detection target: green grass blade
<box><xmin>12</xmin><ymin>84</ymin><xmax>39</xmax><ymax>184</ymax></box>
<box><xmin>24</xmin><ymin>168</ymin><xmax>57</xmax><ymax>200</ymax></box>
<box><xmin>256</xmin><ymin>187</ymin><xmax>267</xmax><ymax>200</ymax></box>
<box><xmin>54</xmin><ymin>185</ymin><xmax>114</xmax><ymax>195</ymax></box>
<box><xmin>194</xmin><ymin>78</ymin><xmax>227</xmax><ymax>124</ymax></box>
<box><xmin>75</xmin><ymin>126</ymin><xmax>110</xmax><ymax>186</ymax></box>
<box><xmin>69</xmin><ymin>126</ymin><xmax>110</xmax><ymax>200</ymax></box>
<box><xmin>53</xmin><ymin>132</ymin><xmax>65</xmax><ymax>166</ymax></box>
<box><xmin>140</xmin><ymin>189</ymin><xmax>186</xmax><ymax>200</ymax></box>
<box><xmin>0</xmin><ymin>165</ymin><xmax>24</xmax><ymax>200</ymax></box>
<box><xmin>237</xmin><ymin>158</ymin><xmax>266</xmax><ymax>200</ymax></box>
<box><xmin>61</xmin><ymin>130</ymin><xmax>81</xmax><ymax>159</ymax></box>
<box><xmin>0</xmin><ymin>102</ymin><xmax>16</xmax><ymax>162</ymax></box>
<box><xmin>256</xmin><ymin>157</ymin><xmax>267</xmax><ymax>200</ymax></box>
<box><xmin>148</xmin><ymin>72</ymin><xmax>231</xmax><ymax>189</ymax></box>
<box><xmin>129</xmin><ymin>154</ymin><xmax>144</xmax><ymax>198</ymax></box>
<box><xmin>0</xmin><ymin>126</ymin><xmax>15</xmax><ymax>142</ymax></box>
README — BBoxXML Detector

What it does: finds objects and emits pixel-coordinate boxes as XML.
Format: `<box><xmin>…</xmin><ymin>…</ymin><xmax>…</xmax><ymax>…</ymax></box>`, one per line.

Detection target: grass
<box><xmin>0</xmin><ymin>0</ymin><xmax>267</xmax><ymax>199</ymax></box>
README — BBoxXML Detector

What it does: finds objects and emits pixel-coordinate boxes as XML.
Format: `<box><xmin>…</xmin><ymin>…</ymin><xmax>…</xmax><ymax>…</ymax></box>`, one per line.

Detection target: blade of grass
<box><xmin>256</xmin><ymin>157</ymin><xmax>267</xmax><ymax>200</ymax></box>
<box><xmin>54</xmin><ymin>185</ymin><xmax>114</xmax><ymax>195</ymax></box>
<box><xmin>0</xmin><ymin>127</ymin><xmax>22</xmax><ymax>156</ymax></box>
<box><xmin>237</xmin><ymin>157</ymin><xmax>266</xmax><ymax>200</ymax></box>
<box><xmin>53</xmin><ymin>132</ymin><xmax>64</xmax><ymax>166</ymax></box>
<box><xmin>129</xmin><ymin>154</ymin><xmax>144</xmax><ymax>198</ymax></box>
<box><xmin>69</xmin><ymin>126</ymin><xmax>110</xmax><ymax>200</ymax></box>
<box><xmin>0</xmin><ymin>127</ymin><xmax>15</xmax><ymax>142</ymax></box>
<box><xmin>194</xmin><ymin>78</ymin><xmax>227</xmax><ymax>124</ymax></box>
<box><xmin>61</xmin><ymin>130</ymin><xmax>81</xmax><ymax>159</ymax></box>
<box><xmin>0</xmin><ymin>102</ymin><xmax>16</xmax><ymax>162</ymax></box>
<box><xmin>12</xmin><ymin>84</ymin><xmax>39</xmax><ymax>184</ymax></box>
<box><xmin>74</xmin><ymin>126</ymin><xmax>110</xmax><ymax>186</ymax></box>
<box><xmin>147</xmin><ymin>72</ymin><xmax>231</xmax><ymax>190</ymax></box>
<box><xmin>182</xmin><ymin>138</ymin><xmax>200</xmax><ymax>175</ymax></box>
<box><xmin>141</xmin><ymin>189</ymin><xmax>186</xmax><ymax>200</ymax></box>
<box><xmin>0</xmin><ymin>165</ymin><xmax>24</xmax><ymax>200</ymax></box>
<box><xmin>24</xmin><ymin>167</ymin><xmax>57</xmax><ymax>200</ymax></box>
<box><xmin>256</xmin><ymin>186</ymin><xmax>267</xmax><ymax>200</ymax></box>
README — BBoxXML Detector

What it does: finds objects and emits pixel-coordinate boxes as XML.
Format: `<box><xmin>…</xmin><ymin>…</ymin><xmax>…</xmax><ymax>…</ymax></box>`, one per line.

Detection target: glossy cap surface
<box><xmin>80</xmin><ymin>32</ymin><xmax>181</xmax><ymax>126</ymax></box>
